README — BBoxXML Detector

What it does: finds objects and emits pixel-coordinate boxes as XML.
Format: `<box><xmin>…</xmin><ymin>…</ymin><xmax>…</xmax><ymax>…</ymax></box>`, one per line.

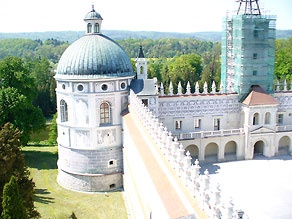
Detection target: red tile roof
<box><xmin>242</xmin><ymin>85</ymin><xmax>278</xmax><ymax>106</ymax></box>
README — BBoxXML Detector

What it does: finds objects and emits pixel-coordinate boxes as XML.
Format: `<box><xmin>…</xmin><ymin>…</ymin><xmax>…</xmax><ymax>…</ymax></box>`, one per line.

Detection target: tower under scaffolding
<box><xmin>221</xmin><ymin>0</ymin><xmax>276</xmax><ymax>101</ymax></box>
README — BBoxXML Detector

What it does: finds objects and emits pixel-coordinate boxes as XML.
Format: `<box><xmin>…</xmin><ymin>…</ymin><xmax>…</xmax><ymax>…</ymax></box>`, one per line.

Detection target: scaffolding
<box><xmin>221</xmin><ymin>7</ymin><xmax>276</xmax><ymax>100</ymax></box>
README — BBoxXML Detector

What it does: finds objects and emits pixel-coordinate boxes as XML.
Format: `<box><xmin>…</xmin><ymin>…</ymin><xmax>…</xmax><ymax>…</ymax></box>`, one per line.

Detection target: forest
<box><xmin>0</xmin><ymin>33</ymin><xmax>291</xmax><ymax>217</ymax></box>
<box><xmin>0</xmin><ymin>36</ymin><xmax>291</xmax><ymax>122</ymax></box>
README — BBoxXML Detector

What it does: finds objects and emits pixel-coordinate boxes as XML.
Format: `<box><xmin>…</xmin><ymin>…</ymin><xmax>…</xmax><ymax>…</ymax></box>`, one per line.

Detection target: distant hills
<box><xmin>0</xmin><ymin>29</ymin><xmax>291</xmax><ymax>42</ymax></box>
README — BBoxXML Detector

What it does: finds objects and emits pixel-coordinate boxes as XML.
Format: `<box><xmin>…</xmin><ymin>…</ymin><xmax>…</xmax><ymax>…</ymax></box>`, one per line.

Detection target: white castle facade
<box><xmin>54</xmin><ymin>1</ymin><xmax>292</xmax><ymax>218</ymax></box>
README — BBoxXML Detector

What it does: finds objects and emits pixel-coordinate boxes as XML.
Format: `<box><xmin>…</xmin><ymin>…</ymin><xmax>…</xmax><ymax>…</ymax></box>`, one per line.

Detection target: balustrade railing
<box><xmin>129</xmin><ymin>90</ymin><xmax>247</xmax><ymax>219</ymax></box>
<box><xmin>173</xmin><ymin>128</ymin><xmax>244</xmax><ymax>140</ymax></box>
<box><xmin>276</xmin><ymin>125</ymin><xmax>292</xmax><ymax>132</ymax></box>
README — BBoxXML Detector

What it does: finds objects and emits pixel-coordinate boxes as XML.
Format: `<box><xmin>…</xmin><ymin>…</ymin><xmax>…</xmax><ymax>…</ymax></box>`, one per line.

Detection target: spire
<box><xmin>138</xmin><ymin>45</ymin><xmax>145</xmax><ymax>58</ymax></box>
<box><xmin>236</xmin><ymin>0</ymin><xmax>261</xmax><ymax>15</ymax></box>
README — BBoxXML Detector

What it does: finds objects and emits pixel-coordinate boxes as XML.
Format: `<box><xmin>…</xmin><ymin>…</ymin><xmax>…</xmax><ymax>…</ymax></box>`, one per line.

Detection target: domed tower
<box><xmin>55</xmin><ymin>6</ymin><xmax>134</xmax><ymax>192</ymax></box>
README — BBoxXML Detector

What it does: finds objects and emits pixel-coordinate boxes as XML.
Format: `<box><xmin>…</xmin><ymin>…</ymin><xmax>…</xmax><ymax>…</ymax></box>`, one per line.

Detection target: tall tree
<box><xmin>48</xmin><ymin>113</ymin><xmax>58</xmax><ymax>145</ymax></box>
<box><xmin>0</xmin><ymin>123</ymin><xmax>39</xmax><ymax>218</ymax></box>
<box><xmin>27</xmin><ymin>57</ymin><xmax>56</xmax><ymax>117</ymax></box>
<box><xmin>167</xmin><ymin>53</ymin><xmax>203</xmax><ymax>93</ymax></box>
<box><xmin>0</xmin><ymin>56</ymin><xmax>45</xmax><ymax>144</ymax></box>
<box><xmin>275</xmin><ymin>38</ymin><xmax>292</xmax><ymax>82</ymax></box>
<box><xmin>1</xmin><ymin>176</ymin><xmax>27</xmax><ymax>219</ymax></box>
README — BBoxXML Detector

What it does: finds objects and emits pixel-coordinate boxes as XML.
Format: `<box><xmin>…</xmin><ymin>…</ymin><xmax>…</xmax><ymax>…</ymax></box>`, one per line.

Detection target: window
<box><xmin>77</xmin><ymin>84</ymin><xmax>84</xmax><ymax>91</ymax></box>
<box><xmin>253</xmin><ymin>113</ymin><xmax>259</xmax><ymax>125</ymax></box>
<box><xmin>214</xmin><ymin>118</ymin><xmax>220</xmax><ymax>130</ymax></box>
<box><xmin>142</xmin><ymin>99</ymin><xmax>148</xmax><ymax>107</ymax></box>
<box><xmin>253</xmin><ymin>70</ymin><xmax>257</xmax><ymax>76</ymax></box>
<box><xmin>278</xmin><ymin>114</ymin><xmax>284</xmax><ymax>124</ymax></box>
<box><xmin>265</xmin><ymin>112</ymin><xmax>271</xmax><ymax>124</ymax></box>
<box><xmin>94</xmin><ymin>23</ymin><xmax>99</xmax><ymax>33</ymax></box>
<box><xmin>253</xmin><ymin>53</ymin><xmax>258</xmax><ymax>59</ymax></box>
<box><xmin>120</xmin><ymin>82</ymin><xmax>126</xmax><ymax>90</ymax></box>
<box><xmin>60</xmin><ymin>100</ymin><xmax>68</xmax><ymax>122</ymax></box>
<box><xmin>194</xmin><ymin>118</ymin><xmax>201</xmax><ymax>128</ymax></box>
<box><xmin>254</xmin><ymin>29</ymin><xmax>259</xmax><ymax>38</ymax></box>
<box><xmin>108</xmin><ymin>159</ymin><xmax>117</xmax><ymax>168</ymax></box>
<box><xmin>175</xmin><ymin>120</ymin><xmax>182</xmax><ymax>130</ymax></box>
<box><xmin>140</xmin><ymin>66</ymin><xmax>144</xmax><ymax>74</ymax></box>
<box><xmin>87</xmin><ymin>23</ymin><xmax>92</xmax><ymax>33</ymax></box>
<box><xmin>109</xmin><ymin>184</ymin><xmax>116</xmax><ymax>189</ymax></box>
<box><xmin>101</xmin><ymin>84</ymin><xmax>108</xmax><ymax>91</ymax></box>
<box><xmin>100</xmin><ymin>102</ymin><xmax>110</xmax><ymax>124</ymax></box>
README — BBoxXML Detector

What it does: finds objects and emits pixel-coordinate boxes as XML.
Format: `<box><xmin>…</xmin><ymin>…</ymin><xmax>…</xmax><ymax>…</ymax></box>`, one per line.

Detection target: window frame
<box><xmin>60</xmin><ymin>99</ymin><xmax>68</xmax><ymax>122</ymax></box>
<box><xmin>100</xmin><ymin>102</ymin><xmax>111</xmax><ymax>125</ymax></box>
<box><xmin>277</xmin><ymin>114</ymin><xmax>284</xmax><ymax>125</ymax></box>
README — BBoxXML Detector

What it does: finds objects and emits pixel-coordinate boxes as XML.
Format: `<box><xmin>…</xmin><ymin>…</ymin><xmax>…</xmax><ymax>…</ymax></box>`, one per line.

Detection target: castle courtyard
<box><xmin>201</xmin><ymin>155</ymin><xmax>292</xmax><ymax>219</ymax></box>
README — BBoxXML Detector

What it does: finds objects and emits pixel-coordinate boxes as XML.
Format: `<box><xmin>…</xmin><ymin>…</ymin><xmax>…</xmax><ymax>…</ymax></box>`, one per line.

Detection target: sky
<box><xmin>0</xmin><ymin>0</ymin><xmax>291</xmax><ymax>33</ymax></box>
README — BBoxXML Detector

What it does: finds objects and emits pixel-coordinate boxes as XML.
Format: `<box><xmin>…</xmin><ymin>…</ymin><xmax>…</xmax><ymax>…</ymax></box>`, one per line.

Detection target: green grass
<box><xmin>29</xmin><ymin>125</ymin><xmax>51</xmax><ymax>146</ymax></box>
<box><xmin>22</xmin><ymin>146</ymin><xmax>128</xmax><ymax>219</ymax></box>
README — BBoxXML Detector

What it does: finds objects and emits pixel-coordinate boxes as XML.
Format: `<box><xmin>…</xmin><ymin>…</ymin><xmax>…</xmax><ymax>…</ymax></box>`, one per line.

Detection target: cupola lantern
<box><xmin>84</xmin><ymin>5</ymin><xmax>103</xmax><ymax>34</ymax></box>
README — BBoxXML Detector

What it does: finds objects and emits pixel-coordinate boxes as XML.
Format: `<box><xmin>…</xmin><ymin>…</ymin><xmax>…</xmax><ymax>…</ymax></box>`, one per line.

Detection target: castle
<box><xmin>55</xmin><ymin>1</ymin><xmax>292</xmax><ymax>218</ymax></box>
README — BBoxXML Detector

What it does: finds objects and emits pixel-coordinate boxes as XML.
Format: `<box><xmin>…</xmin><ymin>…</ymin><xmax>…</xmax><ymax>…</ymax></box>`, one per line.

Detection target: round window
<box><xmin>77</xmin><ymin>84</ymin><xmax>84</xmax><ymax>91</ymax></box>
<box><xmin>101</xmin><ymin>84</ymin><xmax>108</xmax><ymax>91</ymax></box>
<box><xmin>120</xmin><ymin>82</ymin><xmax>126</xmax><ymax>90</ymax></box>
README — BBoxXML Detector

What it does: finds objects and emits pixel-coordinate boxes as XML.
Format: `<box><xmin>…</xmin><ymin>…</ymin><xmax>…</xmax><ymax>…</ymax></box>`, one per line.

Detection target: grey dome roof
<box><xmin>84</xmin><ymin>8</ymin><xmax>103</xmax><ymax>20</ymax></box>
<box><xmin>56</xmin><ymin>34</ymin><xmax>134</xmax><ymax>78</ymax></box>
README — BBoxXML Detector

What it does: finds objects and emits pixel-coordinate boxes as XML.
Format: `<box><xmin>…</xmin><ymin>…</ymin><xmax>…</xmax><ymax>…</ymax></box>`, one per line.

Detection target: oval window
<box><xmin>101</xmin><ymin>84</ymin><xmax>108</xmax><ymax>91</ymax></box>
<box><xmin>77</xmin><ymin>84</ymin><xmax>84</xmax><ymax>91</ymax></box>
<box><xmin>121</xmin><ymin>82</ymin><xmax>126</xmax><ymax>90</ymax></box>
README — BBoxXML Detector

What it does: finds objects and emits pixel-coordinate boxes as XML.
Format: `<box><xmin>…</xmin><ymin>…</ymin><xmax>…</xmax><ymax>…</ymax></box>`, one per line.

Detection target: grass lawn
<box><xmin>22</xmin><ymin>146</ymin><xmax>128</xmax><ymax>219</ymax></box>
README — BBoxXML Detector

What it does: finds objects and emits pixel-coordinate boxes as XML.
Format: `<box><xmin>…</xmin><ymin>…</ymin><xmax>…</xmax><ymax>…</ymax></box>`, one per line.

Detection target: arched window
<box><xmin>253</xmin><ymin>113</ymin><xmax>259</xmax><ymax>125</ymax></box>
<box><xmin>94</xmin><ymin>23</ymin><xmax>99</xmax><ymax>33</ymax></box>
<box><xmin>265</xmin><ymin>112</ymin><xmax>271</xmax><ymax>124</ymax></box>
<box><xmin>60</xmin><ymin>100</ymin><xmax>68</xmax><ymax>122</ymax></box>
<box><xmin>100</xmin><ymin>102</ymin><xmax>110</xmax><ymax>124</ymax></box>
<box><xmin>87</xmin><ymin>23</ymin><xmax>92</xmax><ymax>33</ymax></box>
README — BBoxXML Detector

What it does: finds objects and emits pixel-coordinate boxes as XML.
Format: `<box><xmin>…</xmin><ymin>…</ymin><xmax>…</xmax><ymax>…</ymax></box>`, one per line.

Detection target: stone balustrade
<box><xmin>158</xmin><ymin>79</ymin><xmax>292</xmax><ymax>97</ymax></box>
<box><xmin>129</xmin><ymin>90</ymin><xmax>248</xmax><ymax>219</ymax></box>
<box><xmin>276</xmin><ymin>125</ymin><xmax>292</xmax><ymax>132</ymax></box>
<box><xmin>173</xmin><ymin>128</ymin><xmax>245</xmax><ymax>140</ymax></box>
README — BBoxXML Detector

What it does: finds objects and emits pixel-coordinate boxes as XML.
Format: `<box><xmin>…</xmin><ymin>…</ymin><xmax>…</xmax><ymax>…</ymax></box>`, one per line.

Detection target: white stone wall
<box><xmin>55</xmin><ymin>76</ymin><xmax>132</xmax><ymax>192</ymax></box>
<box><xmin>158</xmin><ymin>94</ymin><xmax>241</xmax><ymax>134</ymax></box>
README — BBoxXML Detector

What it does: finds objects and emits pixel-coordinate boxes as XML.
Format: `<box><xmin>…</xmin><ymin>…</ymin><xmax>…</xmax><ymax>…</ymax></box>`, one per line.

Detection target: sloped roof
<box><xmin>242</xmin><ymin>85</ymin><xmax>278</xmax><ymax>106</ymax></box>
<box><xmin>130</xmin><ymin>79</ymin><xmax>157</xmax><ymax>95</ymax></box>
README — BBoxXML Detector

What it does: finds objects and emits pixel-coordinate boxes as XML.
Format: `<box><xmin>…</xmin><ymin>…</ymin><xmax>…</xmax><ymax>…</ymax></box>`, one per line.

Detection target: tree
<box><xmin>275</xmin><ymin>38</ymin><xmax>292</xmax><ymax>82</ymax></box>
<box><xmin>167</xmin><ymin>53</ymin><xmax>203</xmax><ymax>93</ymax></box>
<box><xmin>200</xmin><ymin>43</ymin><xmax>221</xmax><ymax>91</ymax></box>
<box><xmin>1</xmin><ymin>176</ymin><xmax>27</xmax><ymax>219</ymax></box>
<box><xmin>48</xmin><ymin>113</ymin><xmax>58</xmax><ymax>145</ymax></box>
<box><xmin>0</xmin><ymin>56</ymin><xmax>45</xmax><ymax>144</ymax></box>
<box><xmin>27</xmin><ymin>57</ymin><xmax>56</xmax><ymax>117</ymax></box>
<box><xmin>0</xmin><ymin>123</ymin><xmax>40</xmax><ymax>218</ymax></box>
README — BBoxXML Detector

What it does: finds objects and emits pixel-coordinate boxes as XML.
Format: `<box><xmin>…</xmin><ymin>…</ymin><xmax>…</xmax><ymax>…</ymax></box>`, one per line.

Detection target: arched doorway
<box><xmin>185</xmin><ymin>144</ymin><xmax>199</xmax><ymax>163</ymax></box>
<box><xmin>224</xmin><ymin>141</ymin><xmax>237</xmax><ymax>161</ymax></box>
<box><xmin>205</xmin><ymin>143</ymin><xmax>218</xmax><ymax>162</ymax></box>
<box><xmin>278</xmin><ymin>136</ymin><xmax>291</xmax><ymax>155</ymax></box>
<box><xmin>253</xmin><ymin>140</ymin><xmax>264</xmax><ymax>157</ymax></box>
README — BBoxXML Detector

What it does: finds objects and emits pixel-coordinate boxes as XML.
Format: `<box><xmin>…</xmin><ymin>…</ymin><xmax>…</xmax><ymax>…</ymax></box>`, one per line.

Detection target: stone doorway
<box><xmin>253</xmin><ymin>140</ymin><xmax>264</xmax><ymax>157</ymax></box>
<box><xmin>278</xmin><ymin>136</ymin><xmax>291</xmax><ymax>155</ymax></box>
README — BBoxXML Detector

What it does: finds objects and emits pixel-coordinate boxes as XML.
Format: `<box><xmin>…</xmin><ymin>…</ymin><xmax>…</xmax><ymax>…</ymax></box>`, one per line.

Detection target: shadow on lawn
<box><xmin>23</xmin><ymin>150</ymin><xmax>58</xmax><ymax>170</ymax></box>
<box><xmin>34</xmin><ymin>188</ymin><xmax>55</xmax><ymax>204</ymax></box>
